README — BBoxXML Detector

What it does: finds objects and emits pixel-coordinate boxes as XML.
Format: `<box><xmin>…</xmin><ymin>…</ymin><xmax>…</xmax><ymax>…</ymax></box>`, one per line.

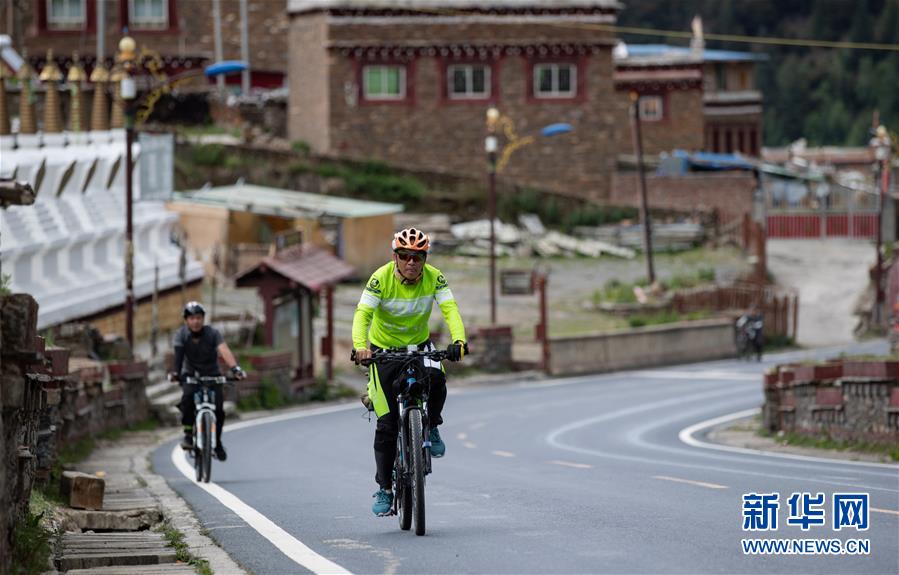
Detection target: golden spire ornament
<box><xmin>39</xmin><ymin>49</ymin><xmax>64</xmax><ymax>133</ymax></box>
<box><xmin>89</xmin><ymin>60</ymin><xmax>110</xmax><ymax>131</ymax></box>
<box><xmin>67</xmin><ymin>52</ymin><xmax>87</xmax><ymax>132</ymax></box>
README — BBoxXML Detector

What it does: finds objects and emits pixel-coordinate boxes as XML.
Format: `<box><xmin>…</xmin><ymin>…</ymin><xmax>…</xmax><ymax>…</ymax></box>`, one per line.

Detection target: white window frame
<box><xmin>47</xmin><ymin>0</ymin><xmax>85</xmax><ymax>29</ymax></box>
<box><xmin>362</xmin><ymin>65</ymin><xmax>406</xmax><ymax>101</ymax></box>
<box><xmin>533</xmin><ymin>63</ymin><xmax>577</xmax><ymax>98</ymax></box>
<box><xmin>638</xmin><ymin>95</ymin><xmax>664</xmax><ymax>122</ymax></box>
<box><xmin>129</xmin><ymin>0</ymin><xmax>169</xmax><ymax>29</ymax></box>
<box><xmin>447</xmin><ymin>64</ymin><xmax>491</xmax><ymax>100</ymax></box>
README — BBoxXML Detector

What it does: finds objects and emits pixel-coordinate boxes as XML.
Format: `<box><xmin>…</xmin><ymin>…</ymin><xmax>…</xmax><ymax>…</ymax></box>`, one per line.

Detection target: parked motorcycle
<box><xmin>735</xmin><ymin>313</ymin><xmax>764</xmax><ymax>361</ymax></box>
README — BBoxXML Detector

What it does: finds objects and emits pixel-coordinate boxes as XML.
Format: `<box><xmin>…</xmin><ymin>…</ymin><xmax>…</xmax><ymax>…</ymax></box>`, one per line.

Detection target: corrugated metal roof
<box><xmin>173</xmin><ymin>183</ymin><xmax>404</xmax><ymax>219</ymax></box>
<box><xmin>617</xmin><ymin>44</ymin><xmax>768</xmax><ymax>64</ymax></box>
<box><xmin>289</xmin><ymin>0</ymin><xmax>623</xmax><ymax>13</ymax></box>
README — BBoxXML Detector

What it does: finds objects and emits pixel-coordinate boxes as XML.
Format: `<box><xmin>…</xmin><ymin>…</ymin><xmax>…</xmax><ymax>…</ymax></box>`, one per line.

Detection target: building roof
<box><xmin>173</xmin><ymin>183</ymin><xmax>404</xmax><ymax>219</ymax></box>
<box><xmin>288</xmin><ymin>0</ymin><xmax>623</xmax><ymax>13</ymax></box>
<box><xmin>614</xmin><ymin>43</ymin><xmax>768</xmax><ymax>66</ymax></box>
<box><xmin>235</xmin><ymin>243</ymin><xmax>356</xmax><ymax>292</ymax></box>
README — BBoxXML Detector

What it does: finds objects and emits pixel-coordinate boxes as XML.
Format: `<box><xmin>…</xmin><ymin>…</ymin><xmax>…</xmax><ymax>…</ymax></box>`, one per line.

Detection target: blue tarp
<box><xmin>657</xmin><ymin>150</ymin><xmax>756</xmax><ymax>175</ymax></box>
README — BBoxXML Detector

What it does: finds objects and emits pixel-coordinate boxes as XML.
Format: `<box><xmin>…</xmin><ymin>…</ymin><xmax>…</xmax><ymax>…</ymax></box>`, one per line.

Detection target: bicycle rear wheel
<box><xmin>409</xmin><ymin>409</ymin><xmax>426</xmax><ymax>536</ymax></box>
<box><xmin>201</xmin><ymin>412</ymin><xmax>213</xmax><ymax>483</ymax></box>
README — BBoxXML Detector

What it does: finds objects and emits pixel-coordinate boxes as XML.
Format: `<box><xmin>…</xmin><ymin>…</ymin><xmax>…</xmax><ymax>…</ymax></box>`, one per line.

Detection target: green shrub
<box><xmin>316</xmin><ymin>163</ymin><xmax>347</xmax><ymax>179</ymax></box>
<box><xmin>1</xmin><ymin>273</ymin><xmax>11</xmax><ymax>296</ymax></box>
<box><xmin>596</xmin><ymin>279</ymin><xmax>638</xmax><ymax>304</ymax></box>
<box><xmin>343</xmin><ymin>172</ymin><xmax>424</xmax><ymax>204</ymax></box>
<box><xmin>224</xmin><ymin>154</ymin><xmax>244</xmax><ymax>170</ymax></box>
<box><xmin>291</xmin><ymin>140</ymin><xmax>311</xmax><ymax>155</ymax></box>
<box><xmin>191</xmin><ymin>144</ymin><xmax>227</xmax><ymax>167</ymax></box>
<box><xmin>289</xmin><ymin>161</ymin><xmax>311</xmax><ymax>175</ymax></box>
<box><xmin>10</xmin><ymin>510</ymin><xmax>52</xmax><ymax>575</ymax></box>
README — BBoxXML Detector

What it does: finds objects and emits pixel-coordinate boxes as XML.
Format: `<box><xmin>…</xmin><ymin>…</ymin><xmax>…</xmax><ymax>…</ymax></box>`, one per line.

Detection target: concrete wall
<box><xmin>610</xmin><ymin>172</ymin><xmax>757</xmax><ymax>218</ymax></box>
<box><xmin>548</xmin><ymin>318</ymin><xmax>736</xmax><ymax>376</ymax></box>
<box><xmin>340</xmin><ymin>214</ymin><xmax>395</xmax><ymax>277</ymax></box>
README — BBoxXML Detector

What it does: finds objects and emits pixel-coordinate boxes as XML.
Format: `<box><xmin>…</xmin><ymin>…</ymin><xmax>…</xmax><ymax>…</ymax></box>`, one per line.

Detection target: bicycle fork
<box><xmin>193</xmin><ymin>393</ymin><xmax>217</xmax><ymax>452</ymax></box>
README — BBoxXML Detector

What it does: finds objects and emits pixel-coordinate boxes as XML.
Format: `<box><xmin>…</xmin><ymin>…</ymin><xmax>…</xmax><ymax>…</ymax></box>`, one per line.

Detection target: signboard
<box><xmin>500</xmin><ymin>269</ymin><xmax>534</xmax><ymax>295</ymax></box>
<box><xmin>138</xmin><ymin>132</ymin><xmax>174</xmax><ymax>202</ymax></box>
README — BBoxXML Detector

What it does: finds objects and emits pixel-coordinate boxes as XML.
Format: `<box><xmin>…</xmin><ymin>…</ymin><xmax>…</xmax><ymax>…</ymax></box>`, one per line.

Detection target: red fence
<box><xmin>670</xmin><ymin>283</ymin><xmax>799</xmax><ymax>339</ymax></box>
<box><xmin>767</xmin><ymin>213</ymin><xmax>878</xmax><ymax>239</ymax></box>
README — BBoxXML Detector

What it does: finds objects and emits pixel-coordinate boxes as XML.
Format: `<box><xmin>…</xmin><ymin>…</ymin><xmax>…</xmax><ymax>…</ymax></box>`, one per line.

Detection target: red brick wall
<box><xmin>610</xmin><ymin>172</ymin><xmax>756</xmax><ymax>217</ymax></box>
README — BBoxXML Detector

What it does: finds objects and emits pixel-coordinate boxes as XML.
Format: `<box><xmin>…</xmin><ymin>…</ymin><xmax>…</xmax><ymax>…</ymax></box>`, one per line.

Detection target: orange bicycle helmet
<box><xmin>392</xmin><ymin>228</ymin><xmax>430</xmax><ymax>252</ymax></box>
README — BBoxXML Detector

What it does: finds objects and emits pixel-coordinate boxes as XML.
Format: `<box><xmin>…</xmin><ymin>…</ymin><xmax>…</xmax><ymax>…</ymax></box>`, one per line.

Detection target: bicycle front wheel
<box><xmin>201</xmin><ymin>412</ymin><xmax>213</xmax><ymax>483</ymax></box>
<box><xmin>409</xmin><ymin>409</ymin><xmax>426</xmax><ymax>536</ymax></box>
<box><xmin>397</xmin><ymin>434</ymin><xmax>412</xmax><ymax>531</ymax></box>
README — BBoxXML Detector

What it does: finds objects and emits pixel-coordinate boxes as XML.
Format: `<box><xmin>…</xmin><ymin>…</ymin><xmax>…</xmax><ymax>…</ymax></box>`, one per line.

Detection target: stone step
<box><xmin>146</xmin><ymin>380</ymin><xmax>178</xmax><ymax>401</ymax></box>
<box><xmin>57</xmin><ymin>532</ymin><xmax>177</xmax><ymax>571</ymax></box>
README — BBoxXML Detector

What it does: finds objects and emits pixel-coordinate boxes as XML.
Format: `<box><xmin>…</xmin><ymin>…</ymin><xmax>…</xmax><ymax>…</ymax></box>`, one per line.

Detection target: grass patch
<box><xmin>9</xmin><ymin>508</ymin><xmax>53</xmax><ymax>575</ymax></box>
<box><xmin>627</xmin><ymin>310</ymin><xmax>713</xmax><ymax>328</ymax></box>
<box><xmin>190</xmin><ymin>143</ymin><xmax>228</xmax><ymax>167</ymax></box>
<box><xmin>157</xmin><ymin>521</ymin><xmax>213</xmax><ymax>575</ymax></box>
<box><xmin>307</xmin><ymin>378</ymin><xmax>359</xmax><ymax>402</ymax></box>
<box><xmin>764</xmin><ymin>334</ymin><xmax>798</xmax><ymax>351</ymax></box>
<box><xmin>1</xmin><ymin>273</ymin><xmax>11</xmax><ymax>296</ymax></box>
<box><xmin>99</xmin><ymin>419</ymin><xmax>160</xmax><ymax>441</ymax></box>
<box><xmin>758</xmin><ymin>430</ymin><xmax>899</xmax><ymax>461</ymax></box>
<box><xmin>291</xmin><ymin>140</ymin><xmax>311</xmax><ymax>155</ymax></box>
<box><xmin>593</xmin><ymin>268</ymin><xmax>716</xmax><ymax>306</ymax></box>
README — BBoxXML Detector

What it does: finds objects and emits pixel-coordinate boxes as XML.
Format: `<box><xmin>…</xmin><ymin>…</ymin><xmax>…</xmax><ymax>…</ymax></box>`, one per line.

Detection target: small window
<box><xmin>130</xmin><ymin>0</ymin><xmax>168</xmax><ymax>29</ymax></box>
<box><xmin>47</xmin><ymin>0</ymin><xmax>85</xmax><ymax>29</ymax></box>
<box><xmin>639</xmin><ymin>95</ymin><xmax>664</xmax><ymax>122</ymax></box>
<box><xmin>447</xmin><ymin>64</ymin><xmax>490</xmax><ymax>99</ymax></box>
<box><xmin>363</xmin><ymin>66</ymin><xmax>406</xmax><ymax>100</ymax></box>
<box><xmin>533</xmin><ymin>63</ymin><xmax>576</xmax><ymax>98</ymax></box>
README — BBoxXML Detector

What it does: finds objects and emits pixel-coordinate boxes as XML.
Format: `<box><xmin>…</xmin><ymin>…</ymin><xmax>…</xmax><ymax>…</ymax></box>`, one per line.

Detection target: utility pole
<box><xmin>239</xmin><ymin>0</ymin><xmax>250</xmax><ymax>94</ymax></box>
<box><xmin>485</xmin><ymin>109</ymin><xmax>500</xmax><ymax>325</ymax></box>
<box><xmin>96</xmin><ymin>0</ymin><xmax>105</xmax><ymax>68</ymax></box>
<box><xmin>212</xmin><ymin>0</ymin><xmax>224</xmax><ymax>91</ymax></box>
<box><xmin>629</xmin><ymin>91</ymin><xmax>656</xmax><ymax>285</ymax></box>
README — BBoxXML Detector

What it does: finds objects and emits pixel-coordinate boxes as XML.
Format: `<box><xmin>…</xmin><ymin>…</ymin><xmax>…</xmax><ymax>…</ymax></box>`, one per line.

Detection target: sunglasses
<box><xmin>394</xmin><ymin>250</ymin><xmax>426</xmax><ymax>263</ymax></box>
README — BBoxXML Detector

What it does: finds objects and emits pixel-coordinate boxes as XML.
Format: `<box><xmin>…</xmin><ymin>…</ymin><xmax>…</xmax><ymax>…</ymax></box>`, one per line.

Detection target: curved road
<box><xmin>153</xmin><ymin>344</ymin><xmax>899</xmax><ymax>574</ymax></box>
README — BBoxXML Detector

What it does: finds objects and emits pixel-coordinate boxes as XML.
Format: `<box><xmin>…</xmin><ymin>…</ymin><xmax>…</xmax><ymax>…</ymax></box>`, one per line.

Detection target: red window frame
<box><xmin>525</xmin><ymin>55</ymin><xmax>586</xmax><ymax>104</ymax></box>
<box><xmin>438</xmin><ymin>58</ymin><xmax>500</xmax><ymax>105</ymax></box>
<box><xmin>118</xmin><ymin>0</ymin><xmax>178</xmax><ymax>33</ymax></box>
<box><xmin>35</xmin><ymin>0</ymin><xmax>97</xmax><ymax>35</ymax></box>
<box><xmin>355</xmin><ymin>59</ymin><xmax>416</xmax><ymax>106</ymax></box>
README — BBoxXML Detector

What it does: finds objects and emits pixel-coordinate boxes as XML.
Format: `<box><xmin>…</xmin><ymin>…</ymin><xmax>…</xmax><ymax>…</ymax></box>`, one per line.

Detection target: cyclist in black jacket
<box><xmin>171</xmin><ymin>301</ymin><xmax>245</xmax><ymax>460</ymax></box>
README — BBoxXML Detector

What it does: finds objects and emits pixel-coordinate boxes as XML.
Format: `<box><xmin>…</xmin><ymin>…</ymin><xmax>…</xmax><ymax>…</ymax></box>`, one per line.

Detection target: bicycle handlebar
<box><xmin>182</xmin><ymin>375</ymin><xmax>238</xmax><ymax>385</ymax></box>
<box><xmin>352</xmin><ymin>347</ymin><xmax>449</xmax><ymax>366</ymax></box>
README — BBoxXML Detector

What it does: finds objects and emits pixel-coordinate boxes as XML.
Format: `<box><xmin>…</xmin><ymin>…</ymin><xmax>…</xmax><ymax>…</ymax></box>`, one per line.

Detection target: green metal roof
<box><xmin>173</xmin><ymin>183</ymin><xmax>404</xmax><ymax>219</ymax></box>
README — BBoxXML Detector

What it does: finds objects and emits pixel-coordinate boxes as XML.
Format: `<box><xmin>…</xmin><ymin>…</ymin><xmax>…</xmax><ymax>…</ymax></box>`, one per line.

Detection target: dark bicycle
<box><xmin>182</xmin><ymin>374</ymin><xmax>233</xmax><ymax>483</ymax></box>
<box><xmin>354</xmin><ymin>346</ymin><xmax>449</xmax><ymax>536</ymax></box>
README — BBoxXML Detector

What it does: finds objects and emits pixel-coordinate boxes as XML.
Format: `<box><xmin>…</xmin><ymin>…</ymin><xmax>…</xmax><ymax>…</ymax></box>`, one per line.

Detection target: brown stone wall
<box><xmin>288</xmin><ymin>12</ymin><xmax>330</xmax><ymax>151</ymax></box>
<box><xmin>610</xmin><ymin>172</ymin><xmax>756</xmax><ymax>218</ymax></box>
<box><xmin>615</xmin><ymin>88</ymin><xmax>705</xmax><ymax>156</ymax></box>
<box><xmin>16</xmin><ymin>0</ymin><xmax>287</xmax><ymax>74</ymax></box>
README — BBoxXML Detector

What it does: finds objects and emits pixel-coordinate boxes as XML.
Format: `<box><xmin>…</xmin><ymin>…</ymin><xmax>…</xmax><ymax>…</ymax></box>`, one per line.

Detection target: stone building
<box><xmin>288</xmin><ymin>0</ymin><xmax>625</xmax><ymax>201</ymax></box>
<box><xmin>286</xmin><ymin>1</ymin><xmax>766</xmax><ymax>203</ymax></box>
<box><xmin>3</xmin><ymin>0</ymin><xmax>288</xmax><ymax>88</ymax></box>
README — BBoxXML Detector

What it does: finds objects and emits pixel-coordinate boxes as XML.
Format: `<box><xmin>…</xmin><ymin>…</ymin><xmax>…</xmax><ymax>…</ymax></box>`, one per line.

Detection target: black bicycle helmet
<box><xmin>183</xmin><ymin>301</ymin><xmax>206</xmax><ymax>318</ymax></box>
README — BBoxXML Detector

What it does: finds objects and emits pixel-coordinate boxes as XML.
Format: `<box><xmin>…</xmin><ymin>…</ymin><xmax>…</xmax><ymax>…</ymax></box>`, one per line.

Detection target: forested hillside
<box><xmin>617</xmin><ymin>0</ymin><xmax>899</xmax><ymax>147</ymax></box>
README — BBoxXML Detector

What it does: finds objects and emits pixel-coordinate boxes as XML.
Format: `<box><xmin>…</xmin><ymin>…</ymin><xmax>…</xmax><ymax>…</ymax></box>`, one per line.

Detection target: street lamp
<box><xmin>117</xmin><ymin>32</ymin><xmax>248</xmax><ymax>351</ymax></box>
<box><xmin>484</xmin><ymin>106</ymin><xmax>572</xmax><ymax>325</ymax></box>
<box><xmin>872</xmin><ymin>125</ymin><xmax>893</xmax><ymax>327</ymax></box>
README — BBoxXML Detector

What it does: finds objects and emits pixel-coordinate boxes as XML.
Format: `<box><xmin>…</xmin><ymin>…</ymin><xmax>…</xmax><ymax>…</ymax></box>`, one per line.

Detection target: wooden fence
<box><xmin>670</xmin><ymin>282</ymin><xmax>799</xmax><ymax>339</ymax></box>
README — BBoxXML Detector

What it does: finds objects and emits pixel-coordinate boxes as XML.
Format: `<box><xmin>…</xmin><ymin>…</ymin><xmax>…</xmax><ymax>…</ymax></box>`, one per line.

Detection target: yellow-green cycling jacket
<box><xmin>352</xmin><ymin>261</ymin><xmax>466</xmax><ymax>416</ymax></box>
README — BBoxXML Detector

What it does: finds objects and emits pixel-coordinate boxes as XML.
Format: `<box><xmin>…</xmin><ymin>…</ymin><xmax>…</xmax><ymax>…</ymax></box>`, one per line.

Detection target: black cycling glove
<box><xmin>446</xmin><ymin>341</ymin><xmax>468</xmax><ymax>362</ymax></box>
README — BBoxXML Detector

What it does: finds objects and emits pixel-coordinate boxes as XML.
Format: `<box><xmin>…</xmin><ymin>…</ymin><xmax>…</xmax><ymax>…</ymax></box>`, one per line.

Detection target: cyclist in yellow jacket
<box><xmin>352</xmin><ymin>227</ymin><xmax>467</xmax><ymax>516</ymax></box>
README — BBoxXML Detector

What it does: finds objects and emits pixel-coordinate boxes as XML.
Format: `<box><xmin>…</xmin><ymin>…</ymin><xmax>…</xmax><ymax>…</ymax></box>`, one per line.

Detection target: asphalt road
<box><xmin>153</xmin><ymin>343</ymin><xmax>899</xmax><ymax>574</ymax></box>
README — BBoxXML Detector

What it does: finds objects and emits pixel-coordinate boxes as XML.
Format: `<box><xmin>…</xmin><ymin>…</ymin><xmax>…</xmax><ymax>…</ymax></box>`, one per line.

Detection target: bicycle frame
<box><xmin>395</xmin><ymin>359</ymin><xmax>433</xmax><ymax>479</ymax></box>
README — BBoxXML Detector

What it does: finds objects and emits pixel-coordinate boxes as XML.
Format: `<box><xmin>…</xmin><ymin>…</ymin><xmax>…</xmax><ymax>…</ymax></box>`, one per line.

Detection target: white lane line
<box><xmin>550</xmin><ymin>460</ymin><xmax>593</xmax><ymax>469</ymax></box>
<box><xmin>653</xmin><ymin>475</ymin><xmax>728</xmax><ymax>490</ymax></box>
<box><xmin>462</xmin><ymin>441</ymin><xmax>478</xmax><ymax>449</ymax></box>
<box><xmin>470</xmin><ymin>422</ymin><xmax>486</xmax><ymax>430</ymax></box>
<box><xmin>456</xmin><ymin>432</ymin><xmax>468</xmax><ymax>440</ymax></box>
<box><xmin>492</xmin><ymin>450</ymin><xmax>515</xmax><ymax>458</ymax></box>
<box><xmin>872</xmin><ymin>507</ymin><xmax>899</xmax><ymax>516</ymax></box>
<box><xmin>678</xmin><ymin>408</ymin><xmax>899</xmax><ymax>470</ymax></box>
<box><xmin>169</xmin><ymin>403</ymin><xmax>360</xmax><ymax>575</ymax></box>
<box><xmin>171</xmin><ymin>447</ymin><xmax>351</xmax><ymax>574</ymax></box>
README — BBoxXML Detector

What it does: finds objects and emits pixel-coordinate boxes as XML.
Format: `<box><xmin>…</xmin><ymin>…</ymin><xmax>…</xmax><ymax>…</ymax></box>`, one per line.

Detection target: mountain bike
<box><xmin>182</xmin><ymin>374</ymin><xmax>233</xmax><ymax>483</ymax></box>
<box><xmin>354</xmin><ymin>346</ymin><xmax>449</xmax><ymax>536</ymax></box>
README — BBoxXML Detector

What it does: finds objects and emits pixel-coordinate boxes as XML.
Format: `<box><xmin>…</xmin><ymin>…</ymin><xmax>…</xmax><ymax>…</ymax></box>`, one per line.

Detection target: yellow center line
<box><xmin>492</xmin><ymin>450</ymin><xmax>515</xmax><ymax>458</ymax></box>
<box><xmin>653</xmin><ymin>475</ymin><xmax>729</xmax><ymax>490</ymax></box>
<box><xmin>872</xmin><ymin>507</ymin><xmax>899</xmax><ymax>516</ymax></box>
<box><xmin>549</xmin><ymin>460</ymin><xmax>593</xmax><ymax>469</ymax></box>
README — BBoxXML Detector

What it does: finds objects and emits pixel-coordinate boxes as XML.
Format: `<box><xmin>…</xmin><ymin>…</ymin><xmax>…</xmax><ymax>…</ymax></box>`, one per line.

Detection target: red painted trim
<box><xmin>120</xmin><ymin>0</ymin><xmax>179</xmax><ymax>33</ymax></box>
<box><xmin>355</xmin><ymin>58</ymin><xmax>416</xmax><ymax>106</ymax></box>
<box><xmin>35</xmin><ymin>0</ymin><xmax>95</xmax><ymax>34</ymax></box>
<box><xmin>524</xmin><ymin>54</ymin><xmax>587</xmax><ymax>104</ymax></box>
<box><xmin>436</xmin><ymin>56</ymin><xmax>501</xmax><ymax>106</ymax></box>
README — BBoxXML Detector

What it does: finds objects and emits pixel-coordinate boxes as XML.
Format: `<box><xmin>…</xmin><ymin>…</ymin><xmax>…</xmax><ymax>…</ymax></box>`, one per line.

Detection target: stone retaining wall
<box><xmin>763</xmin><ymin>361</ymin><xmax>899</xmax><ymax>445</ymax></box>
